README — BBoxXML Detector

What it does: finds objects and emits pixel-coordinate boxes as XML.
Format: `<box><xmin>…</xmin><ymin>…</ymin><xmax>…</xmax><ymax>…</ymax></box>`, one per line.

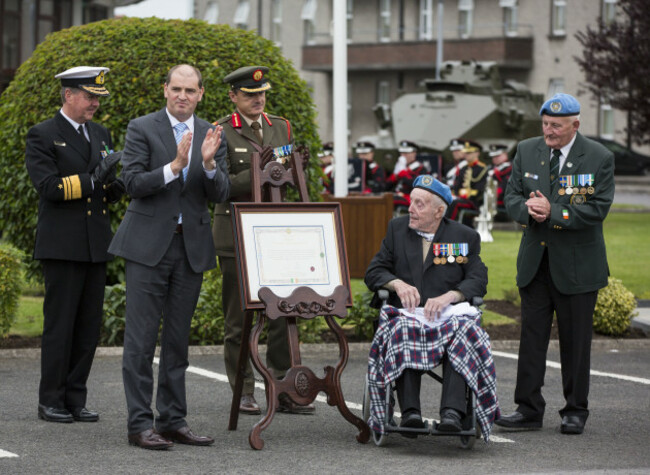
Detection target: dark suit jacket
<box><xmin>26</xmin><ymin>112</ymin><xmax>116</xmax><ymax>262</ymax></box>
<box><xmin>365</xmin><ymin>216</ymin><xmax>488</xmax><ymax>308</ymax></box>
<box><xmin>108</xmin><ymin>108</ymin><xmax>230</xmax><ymax>273</ymax></box>
<box><xmin>212</xmin><ymin>111</ymin><xmax>292</xmax><ymax>257</ymax></box>
<box><xmin>504</xmin><ymin>132</ymin><xmax>614</xmax><ymax>294</ymax></box>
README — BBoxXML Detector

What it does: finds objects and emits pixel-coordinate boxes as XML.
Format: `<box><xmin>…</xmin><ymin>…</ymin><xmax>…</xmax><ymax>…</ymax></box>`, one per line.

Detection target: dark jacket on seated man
<box><xmin>365</xmin><ymin>175</ymin><xmax>488</xmax><ymax>433</ymax></box>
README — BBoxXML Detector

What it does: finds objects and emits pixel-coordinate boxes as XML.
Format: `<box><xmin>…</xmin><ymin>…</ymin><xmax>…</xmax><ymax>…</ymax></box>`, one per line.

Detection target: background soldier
<box><xmin>387</xmin><ymin>140</ymin><xmax>426</xmax><ymax>211</ymax></box>
<box><xmin>444</xmin><ymin>138</ymin><xmax>467</xmax><ymax>187</ymax></box>
<box><xmin>212</xmin><ymin>65</ymin><xmax>314</xmax><ymax>415</ymax></box>
<box><xmin>447</xmin><ymin>140</ymin><xmax>489</xmax><ymax>226</ymax></box>
<box><xmin>26</xmin><ymin>66</ymin><xmax>123</xmax><ymax>423</ymax></box>
<box><xmin>487</xmin><ymin>143</ymin><xmax>512</xmax><ymax>219</ymax></box>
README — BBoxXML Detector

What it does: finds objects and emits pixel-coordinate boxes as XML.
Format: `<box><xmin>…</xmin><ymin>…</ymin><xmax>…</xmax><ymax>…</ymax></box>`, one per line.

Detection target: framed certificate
<box><xmin>231</xmin><ymin>202</ymin><xmax>351</xmax><ymax>310</ymax></box>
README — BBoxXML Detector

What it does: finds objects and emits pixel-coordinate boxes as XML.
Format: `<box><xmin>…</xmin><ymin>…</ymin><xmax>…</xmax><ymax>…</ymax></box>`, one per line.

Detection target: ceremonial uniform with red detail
<box><xmin>25</xmin><ymin>66</ymin><xmax>123</xmax><ymax>416</ymax></box>
<box><xmin>212</xmin><ymin>108</ymin><xmax>293</xmax><ymax>397</ymax></box>
<box><xmin>447</xmin><ymin>160</ymin><xmax>489</xmax><ymax>224</ymax></box>
<box><xmin>387</xmin><ymin>160</ymin><xmax>426</xmax><ymax>208</ymax></box>
<box><xmin>491</xmin><ymin>160</ymin><xmax>512</xmax><ymax>211</ymax></box>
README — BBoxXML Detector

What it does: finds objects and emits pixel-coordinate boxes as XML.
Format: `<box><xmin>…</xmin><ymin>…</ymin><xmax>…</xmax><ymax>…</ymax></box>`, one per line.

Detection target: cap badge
<box><xmin>95</xmin><ymin>71</ymin><xmax>105</xmax><ymax>85</ymax></box>
<box><xmin>253</xmin><ymin>69</ymin><xmax>263</xmax><ymax>82</ymax></box>
<box><xmin>421</xmin><ymin>176</ymin><xmax>433</xmax><ymax>186</ymax></box>
<box><xmin>550</xmin><ymin>101</ymin><xmax>562</xmax><ymax>113</ymax></box>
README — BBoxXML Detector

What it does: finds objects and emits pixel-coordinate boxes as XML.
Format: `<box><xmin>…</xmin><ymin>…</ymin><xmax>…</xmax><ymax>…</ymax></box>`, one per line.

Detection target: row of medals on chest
<box><xmin>558</xmin><ymin>186</ymin><xmax>594</xmax><ymax>196</ymax></box>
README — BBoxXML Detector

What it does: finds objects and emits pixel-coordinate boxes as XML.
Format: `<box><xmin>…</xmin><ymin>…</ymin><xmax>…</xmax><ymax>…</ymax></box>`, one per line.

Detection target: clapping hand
<box><xmin>92</xmin><ymin>151</ymin><xmax>122</xmax><ymax>184</ymax></box>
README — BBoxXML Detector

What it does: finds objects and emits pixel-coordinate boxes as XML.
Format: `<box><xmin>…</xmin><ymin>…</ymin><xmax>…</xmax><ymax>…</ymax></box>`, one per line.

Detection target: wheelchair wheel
<box><xmin>459</xmin><ymin>426</ymin><xmax>481</xmax><ymax>450</ymax></box>
<box><xmin>362</xmin><ymin>376</ymin><xmax>388</xmax><ymax>447</ymax></box>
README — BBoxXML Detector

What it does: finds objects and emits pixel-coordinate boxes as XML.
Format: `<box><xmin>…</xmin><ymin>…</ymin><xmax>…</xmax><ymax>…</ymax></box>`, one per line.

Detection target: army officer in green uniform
<box><xmin>496</xmin><ymin>93</ymin><xmax>615</xmax><ymax>435</ymax></box>
<box><xmin>212</xmin><ymin>66</ymin><xmax>313</xmax><ymax>415</ymax></box>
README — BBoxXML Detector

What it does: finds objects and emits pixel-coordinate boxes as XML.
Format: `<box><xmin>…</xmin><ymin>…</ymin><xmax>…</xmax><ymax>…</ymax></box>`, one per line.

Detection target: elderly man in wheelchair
<box><xmin>363</xmin><ymin>175</ymin><xmax>499</xmax><ymax>445</ymax></box>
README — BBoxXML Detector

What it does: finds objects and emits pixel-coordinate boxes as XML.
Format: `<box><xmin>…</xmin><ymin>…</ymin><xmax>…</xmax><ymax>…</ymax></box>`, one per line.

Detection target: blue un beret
<box><xmin>412</xmin><ymin>175</ymin><xmax>453</xmax><ymax>206</ymax></box>
<box><xmin>539</xmin><ymin>93</ymin><xmax>581</xmax><ymax>117</ymax></box>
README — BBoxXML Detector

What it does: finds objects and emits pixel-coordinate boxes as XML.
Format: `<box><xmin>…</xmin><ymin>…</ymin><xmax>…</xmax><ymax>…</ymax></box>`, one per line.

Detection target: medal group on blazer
<box><xmin>432</xmin><ymin>243</ymin><xmax>469</xmax><ymax>265</ymax></box>
<box><xmin>558</xmin><ymin>174</ymin><xmax>595</xmax><ymax>197</ymax></box>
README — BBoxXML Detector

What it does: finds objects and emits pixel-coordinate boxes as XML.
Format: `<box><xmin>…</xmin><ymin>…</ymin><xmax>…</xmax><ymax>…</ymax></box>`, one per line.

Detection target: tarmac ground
<box><xmin>1</xmin><ymin>339</ymin><xmax>649</xmax><ymax>474</ymax></box>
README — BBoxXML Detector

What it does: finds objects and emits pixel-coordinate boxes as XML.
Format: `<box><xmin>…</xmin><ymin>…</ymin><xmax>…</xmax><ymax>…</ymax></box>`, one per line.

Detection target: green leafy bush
<box><xmin>190</xmin><ymin>268</ymin><xmax>225</xmax><ymax>346</ymax></box>
<box><xmin>0</xmin><ymin>17</ymin><xmax>321</xmax><ymax>283</ymax></box>
<box><xmin>593</xmin><ymin>277</ymin><xmax>637</xmax><ymax>336</ymax></box>
<box><xmin>342</xmin><ymin>291</ymin><xmax>379</xmax><ymax>341</ymax></box>
<box><xmin>0</xmin><ymin>244</ymin><xmax>25</xmax><ymax>338</ymax></box>
<box><xmin>100</xmin><ymin>283</ymin><xmax>126</xmax><ymax>346</ymax></box>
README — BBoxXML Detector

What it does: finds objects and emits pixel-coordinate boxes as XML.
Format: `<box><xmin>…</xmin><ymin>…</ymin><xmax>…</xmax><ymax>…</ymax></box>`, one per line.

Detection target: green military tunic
<box><xmin>212</xmin><ymin>110</ymin><xmax>293</xmax><ymax>395</ymax></box>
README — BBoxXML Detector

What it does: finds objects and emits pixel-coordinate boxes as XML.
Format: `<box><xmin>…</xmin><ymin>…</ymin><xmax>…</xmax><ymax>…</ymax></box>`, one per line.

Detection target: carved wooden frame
<box><xmin>231</xmin><ymin>202</ymin><xmax>352</xmax><ymax>311</ymax></box>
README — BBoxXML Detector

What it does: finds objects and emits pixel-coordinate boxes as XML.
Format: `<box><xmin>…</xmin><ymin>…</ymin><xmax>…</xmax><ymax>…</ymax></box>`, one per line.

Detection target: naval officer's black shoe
<box><xmin>68</xmin><ymin>407</ymin><xmax>99</xmax><ymax>422</ymax></box>
<box><xmin>495</xmin><ymin>411</ymin><xmax>542</xmax><ymax>430</ymax></box>
<box><xmin>560</xmin><ymin>415</ymin><xmax>585</xmax><ymax>435</ymax></box>
<box><xmin>38</xmin><ymin>404</ymin><xmax>74</xmax><ymax>423</ymax></box>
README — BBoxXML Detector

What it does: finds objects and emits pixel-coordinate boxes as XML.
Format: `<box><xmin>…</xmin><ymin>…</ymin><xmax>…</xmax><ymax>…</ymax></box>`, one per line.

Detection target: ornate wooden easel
<box><xmin>227</xmin><ymin>151</ymin><xmax>370</xmax><ymax>450</ymax></box>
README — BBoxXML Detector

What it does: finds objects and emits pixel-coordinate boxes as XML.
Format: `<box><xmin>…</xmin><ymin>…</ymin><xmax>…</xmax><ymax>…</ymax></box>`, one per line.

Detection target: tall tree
<box><xmin>575</xmin><ymin>0</ymin><xmax>650</xmax><ymax>147</ymax></box>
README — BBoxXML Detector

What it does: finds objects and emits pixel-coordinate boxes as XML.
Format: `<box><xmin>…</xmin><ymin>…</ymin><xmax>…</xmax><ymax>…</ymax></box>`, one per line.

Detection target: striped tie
<box><xmin>550</xmin><ymin>149</ymin><xmax>561</xmax><ymax>188</ymax></box>
<box><xmin>174</xmin><ymin>122</ymin><xmax>189</xmax><ymax>181</ymax></box>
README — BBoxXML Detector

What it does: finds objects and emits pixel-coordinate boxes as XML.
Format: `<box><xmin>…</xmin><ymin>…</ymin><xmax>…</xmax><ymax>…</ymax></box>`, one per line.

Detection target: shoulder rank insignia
<box><xmin>230</xmin><ymin>112</ymin><xmax>242</xmax><ymax>128</ymax></box>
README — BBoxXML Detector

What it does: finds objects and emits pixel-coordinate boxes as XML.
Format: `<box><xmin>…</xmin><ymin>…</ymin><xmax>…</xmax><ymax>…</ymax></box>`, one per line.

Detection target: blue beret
<box><xmin>539</xmin><ymin>93</ymin><xmax>581</xmax><ymax>117</ymax></box>
<box><xmin>412</xmin><ymin>175</ymin><xmax>453</xmax><ymax>206</ymax></box>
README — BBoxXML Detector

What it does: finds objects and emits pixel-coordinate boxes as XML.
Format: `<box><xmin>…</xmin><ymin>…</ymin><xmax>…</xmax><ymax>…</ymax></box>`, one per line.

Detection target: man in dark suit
<box><xmin>109</xmin><ymin>64</ymin><xmax>230</xmax><ymax>449</ymax></box>
<box><xmin>497</xmin><ymin>93</ymin><xmax>615</xmax><ymax>435</ymax></box>
<box><xmin>212</xmin><ymin>66</ymin><xmax>313</xmax><ymax>415</ymax></box>
<box><xmin>26</xmin><ymin>66</ymin><xmax>123</xmax><ymax>424</ymax></box>
<box><xmin>365</xmin><ymin>175</ymin><xmax>488</xmax><ymax>433</ymax></box>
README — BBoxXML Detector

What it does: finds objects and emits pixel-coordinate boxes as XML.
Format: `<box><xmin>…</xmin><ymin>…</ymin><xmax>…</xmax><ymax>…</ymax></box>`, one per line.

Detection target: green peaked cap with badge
<box><xmin>223</xmin><ymin>66</ymin><xmax>271</xmax><ymax>93</ymax></box>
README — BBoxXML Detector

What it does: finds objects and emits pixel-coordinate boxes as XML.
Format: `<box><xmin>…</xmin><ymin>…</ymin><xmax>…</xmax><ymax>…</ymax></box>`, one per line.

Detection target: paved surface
<box><xmin>1</xmin><ymin>339</ymin><xmax>649</xmax><ymax>474</ymax></box>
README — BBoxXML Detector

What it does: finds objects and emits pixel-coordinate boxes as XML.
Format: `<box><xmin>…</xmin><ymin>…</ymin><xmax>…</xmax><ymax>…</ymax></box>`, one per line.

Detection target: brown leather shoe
<box><xmin>239</xmin><ymin>394</ymin><xmax>261</xmax><ymax>415</ymax></box>
<box><xmin>278</xmin><ymin>394</ymin><xmax>315</xmax><ymax>414</ymax></box>
<box><xmin>159</xmin><ymin>426</ymin><xmax>214</xmax><ymax>446</ymax></box>
<box><xmin>128</xmin><ymin>429</ymin><xmax>173</xmax><ymax>450</ymax></box>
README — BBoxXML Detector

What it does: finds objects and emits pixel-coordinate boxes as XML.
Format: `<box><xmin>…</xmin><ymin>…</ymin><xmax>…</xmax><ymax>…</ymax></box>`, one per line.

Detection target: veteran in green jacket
<box><xmin>496</xmin><ymin>93</ymin><xmax>615</xmax><ymax>435</ymax></box>
<box><xmin>212</xmin><ymin>66</ymin><xmax>313</xmax><ymax>415</ymax></box>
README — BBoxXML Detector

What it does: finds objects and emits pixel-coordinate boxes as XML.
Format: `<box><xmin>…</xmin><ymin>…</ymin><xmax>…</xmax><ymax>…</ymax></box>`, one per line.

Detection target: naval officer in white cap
<box><xmin>25</xmin><ymin>66</ymin><xmax>123</xmax><ymax>423</ymax></box>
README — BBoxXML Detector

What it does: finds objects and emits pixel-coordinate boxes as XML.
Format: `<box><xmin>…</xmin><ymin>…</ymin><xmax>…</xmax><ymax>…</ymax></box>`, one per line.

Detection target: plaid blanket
<box><xmin>367</xmin><ymin>305</ymin><xmax>500</xmax><ymax>442</ymax></box>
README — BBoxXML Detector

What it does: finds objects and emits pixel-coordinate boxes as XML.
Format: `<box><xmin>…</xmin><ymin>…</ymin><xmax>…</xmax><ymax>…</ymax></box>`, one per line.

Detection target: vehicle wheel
<box><xmin>459</xmin><ymin>426</ymin><xmax>480</xmax><ymax>450</ymax></box>
<box><xmin>362</xmin><ymin>377</ymin><xmax>389</xmax><ymax>446</ymax></box>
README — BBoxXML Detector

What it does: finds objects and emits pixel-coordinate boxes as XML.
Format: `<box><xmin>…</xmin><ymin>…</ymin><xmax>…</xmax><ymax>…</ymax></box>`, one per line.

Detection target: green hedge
<box><xmin>99</xmin><ymin>269</ymin><xmax>375</xmax><ymax>346</ymax></box>
<box><xmin>0</xmin><ymin>17</ymin><xmax>322</xmax><ymax>283</ymax></box>
<box><xmin>593</xmin><ymin>277</ymin><xmax>637</xmax><ymax>337</ymax></box>
<box><xmin>0</xmin><ymin>244</ymin><xmax>24</xmax><ymax>338</ymax></box>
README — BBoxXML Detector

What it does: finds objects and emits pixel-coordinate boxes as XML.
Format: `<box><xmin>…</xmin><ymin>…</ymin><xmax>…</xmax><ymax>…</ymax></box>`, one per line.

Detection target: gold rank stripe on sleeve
<box><xmin>61</xmin><ymin>174</ymin><xmax>82</xmax><ymax>200</ymax></box>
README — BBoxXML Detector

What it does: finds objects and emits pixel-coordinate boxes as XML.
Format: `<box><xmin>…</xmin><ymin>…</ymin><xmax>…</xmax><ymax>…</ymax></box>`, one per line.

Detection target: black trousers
<box><xmin>515</xmin><ymin>251</ymin><xmax>597</xmax><ymax>421</ymax></box>
<box><xmin>122</xmin><ymin>234</ymin><xmax>203</xmax><ymax>434</ymax></box>
<box><xmin>39</xmin><ymin>259</ymin><xmax>106</xmax><ymax>409</ymax></box>
<box><xmin>395</xmin><ymin>357</ymin><xmax>467</xmax><ymax>416</ymax></box>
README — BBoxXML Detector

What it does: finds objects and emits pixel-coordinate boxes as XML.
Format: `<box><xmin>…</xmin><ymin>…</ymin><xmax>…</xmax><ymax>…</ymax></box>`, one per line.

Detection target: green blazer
<box><xmin>504</xmin><ymin>132</ymin><xmax>614</xmax><ymax>295</ymax></box>
<box><xmin>212</xmin><ymin>111</ymin><xmax>293</xmax><ymax>257</ymax></box>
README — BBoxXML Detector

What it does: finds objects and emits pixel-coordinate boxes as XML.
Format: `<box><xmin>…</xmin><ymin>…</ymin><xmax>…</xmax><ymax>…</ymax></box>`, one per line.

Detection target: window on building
<box><xmin>83</xmin><ymin>4</ymin><xmax>108</xmax><ymax>23</ymax></box>
<box><xmin>547</xmin><ymin>78</ymin><xmax>565</xmax><ymax>97</ymax></box>
<box><xmin>1</xmin><ymin>0</ymin><xmax>21</xmax><ymax>70</ymax></box>
<box><xmin>458</xmin><ymin>0</ymin><xmax>474</xmax><ymax>39</ymax></box>
<box><xmin>599</xmin><ymin>103</ymin><xmax>614</xmax><ymax>139</ymax></box>
<box><xmin>378</xmin><ymin>0</ymin><xmax>391</xmax><ymax>42</ymax></box>
<box><xmin>271</xmin><ymin>0</ymin><xmax>282</xmax><ymax>45</ymax></box>
<box><xmin>419</xmin><ymin>0</ymin><xmax>434</xmax><ymax>41</ymax></box>
<box><xmin>500</xmin><ymin>0</ymin><xmax>518</xmax><ymax>37</ymax></box>
<box><xmin>376</xmin><ymin>80</ymin><xmax>390</xmax><ymax>105</ymax></box>
<box><xmin>302</xmin><ymin>0</ymin><xmax>317</xmax><ymax>45</ymax></box>
<box><xmin>234</xmin><ymin>0</ymin><xmax>250</xmax><ymax>30</ymax></box>
<box><xmin>602</xmin><ymin>0</ymin><xmax>617</xmax><ymax>25</ymax></box>
<box><xmin>551</xmin><ymin>0</ymin><xmax>566</xmax><ymax>37</ymax></box>
<box><xmin>347</xmin><ymin>0</ymin><xmax>354</xmax><ymax>43</ymax></box>
<box><xmin>204</xmin><ymin>1</ymin><xmax>219</xmax><ymax>24</ymax></box>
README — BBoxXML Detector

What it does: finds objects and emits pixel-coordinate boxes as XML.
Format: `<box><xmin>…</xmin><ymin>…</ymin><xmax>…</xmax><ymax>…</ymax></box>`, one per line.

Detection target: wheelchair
<box><xmin>361</xmin><ymin>290</ymin><xmax>483</xmax><ymax>449</ymax></box>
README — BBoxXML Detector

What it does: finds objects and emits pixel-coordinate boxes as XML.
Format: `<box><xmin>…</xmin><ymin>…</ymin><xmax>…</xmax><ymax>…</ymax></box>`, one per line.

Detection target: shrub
<box><xmin>100</xmin><ymin>283</ymin><xmax>126</xmax><ymax>346</ymax></box>
<box><xmin>191</xmin><ymin>268</ymin><xmax>225</xmax><ymax>346</ymax></box>
<box><xmin>0</xmin><ymin>244</ymin><xmax>25</xmax><ymax>338</ymax></box>
<box><xmin>593</xmin><ymin>277</ymin><xmax>637</xmax><ymax>336</ymax></box>
<box><xmin>342</xmin><ymin>291</ymin><xmax>379</xmax><ymax>341</ymax></box>
<box><xmin>0</xmin><ymin>17</ymin><xmax>322</xmax><ymax>283</ymax></box>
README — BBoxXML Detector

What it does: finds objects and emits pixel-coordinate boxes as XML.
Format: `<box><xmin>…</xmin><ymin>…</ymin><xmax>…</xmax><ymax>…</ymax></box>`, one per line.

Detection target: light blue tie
<box><xmin>174</xmin><ymin>122</ymin><xmax>189</xmax><ymax>181</ymax></box>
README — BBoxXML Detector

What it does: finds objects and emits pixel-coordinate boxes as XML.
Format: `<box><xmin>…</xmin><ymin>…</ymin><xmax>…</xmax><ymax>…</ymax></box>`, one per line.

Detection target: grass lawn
<box><xmin>8</xmin><ymin>213</ymin><xmax>648</xmax><ymax>338</ymax></box>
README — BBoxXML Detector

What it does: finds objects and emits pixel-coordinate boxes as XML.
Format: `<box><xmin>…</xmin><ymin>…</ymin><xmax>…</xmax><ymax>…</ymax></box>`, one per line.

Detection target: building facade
<box><xmin>191</xmin><ymin>0</ymin><xmax>630</xmax><ymax>150</ymax></box>
<box><xmin>0</xmin><ymin>0</ymin><xmax>141</xmax><ymax>92</ymax></box>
